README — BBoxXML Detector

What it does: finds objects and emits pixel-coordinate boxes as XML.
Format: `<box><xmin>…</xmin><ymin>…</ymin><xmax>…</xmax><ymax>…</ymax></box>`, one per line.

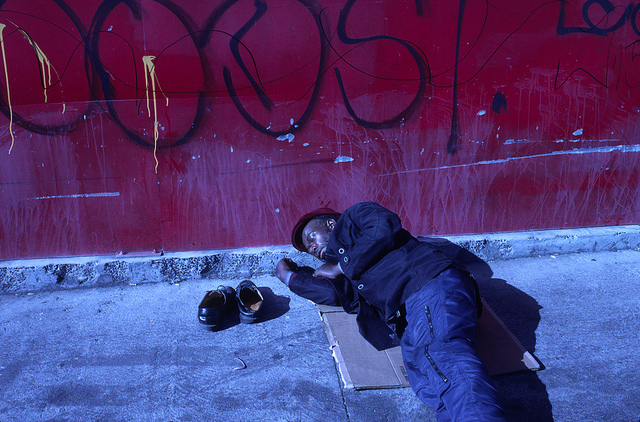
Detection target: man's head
<box><xmin>291</xmin><ymin>207</ymin><xmax>341</xmax><ymax>260</ymax></box>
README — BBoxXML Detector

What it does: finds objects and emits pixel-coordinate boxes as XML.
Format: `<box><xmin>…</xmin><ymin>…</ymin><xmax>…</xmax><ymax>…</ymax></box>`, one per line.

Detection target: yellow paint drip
<box><xmin>142</xmin><ymin>55</ymin><xmax>169</xmax><ymax>173</ymax></box>
<box><xmin>18</xmin><ymin>28</ymin><xmax>52</xmax><ymax>104</ymax></box>
<box><xmin>0</xmin><ymin>23</ymin><xmax>15</xmax><ymax>154</ymax></box>
<box><xmin>16</xmin><ymin>25</ymin><xmax>66</xmax><ymax>115</ymax></box>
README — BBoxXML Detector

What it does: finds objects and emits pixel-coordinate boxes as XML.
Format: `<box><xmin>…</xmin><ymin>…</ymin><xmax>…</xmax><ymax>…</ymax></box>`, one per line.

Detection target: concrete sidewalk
<box><xmin>1</xmin><ymin>247</ymin><xmax>640</xmax><ymax>421</ymax></box>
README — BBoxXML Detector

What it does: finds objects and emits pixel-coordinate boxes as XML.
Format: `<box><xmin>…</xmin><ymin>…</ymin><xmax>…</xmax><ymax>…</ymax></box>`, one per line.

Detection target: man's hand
<box><xmin>313</xmin><ymin>263</ymin><xmax>342</xmax><ymax>279</ymax></box>
<box><xmin>275</xmin><ymin>258</ymin><xmax>297</xmax><ymax>284</ymax></box>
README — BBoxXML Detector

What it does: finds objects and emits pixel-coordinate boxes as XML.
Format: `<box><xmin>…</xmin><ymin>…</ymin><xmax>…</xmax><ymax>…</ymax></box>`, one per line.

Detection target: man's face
<box><xmin>301</xmin><ymin>218</ymin><xmax>335</xmax><ymax>261</ymax></box>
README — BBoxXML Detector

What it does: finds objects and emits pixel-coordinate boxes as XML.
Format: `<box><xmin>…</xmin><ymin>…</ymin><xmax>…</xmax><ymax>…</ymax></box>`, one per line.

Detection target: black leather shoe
<box><xmin>236</xmin><ymin>280</ymin><xmax>264</xmax><ymax>323</ymax></box>
<box><xmin>198</xmin><ymin>285</ymin><xmax>237</xmax><ymax>329</ymax></box>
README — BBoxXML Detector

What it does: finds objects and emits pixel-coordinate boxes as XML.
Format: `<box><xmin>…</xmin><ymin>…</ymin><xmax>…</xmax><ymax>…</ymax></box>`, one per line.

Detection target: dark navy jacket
<box><xmin>288</xmin><ymin>202</ymin><xmax>453</xmax><ymax>350</ymax></box>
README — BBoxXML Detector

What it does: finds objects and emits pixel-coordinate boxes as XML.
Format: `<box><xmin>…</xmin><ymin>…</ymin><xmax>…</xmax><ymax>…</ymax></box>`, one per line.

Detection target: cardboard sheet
<box><xmin>317</xmin><ymin>299</ymin><xmax>541</xmax><ymax>390</ymax></box>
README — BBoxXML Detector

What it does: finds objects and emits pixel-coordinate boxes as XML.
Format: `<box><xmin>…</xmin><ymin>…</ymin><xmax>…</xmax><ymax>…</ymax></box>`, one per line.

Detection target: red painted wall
<box><xmin>1</xmin><ymin>0</ymin><xmax>639</xmax><ymax>260</ymax></box>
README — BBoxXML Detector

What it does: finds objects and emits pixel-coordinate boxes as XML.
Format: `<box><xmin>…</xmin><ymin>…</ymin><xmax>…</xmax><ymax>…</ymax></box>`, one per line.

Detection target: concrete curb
<box><xmin>2</xmin><ymin>225</ymin><xmax>639</xmax><ymax>294</ymax></box>
<box><xmin>439</xmin><ymin>224</ymin><xmax>640</xmax><ymax>261</ymax></box>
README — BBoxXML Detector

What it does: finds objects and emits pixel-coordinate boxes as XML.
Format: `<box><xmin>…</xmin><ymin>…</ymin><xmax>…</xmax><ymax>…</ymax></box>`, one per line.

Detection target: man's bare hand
<box><xmin>275</xmin><ymin>258</ymin><xmax>297</xmax><ymax>283</ymax></box>
<box><xmin>313</xmin><ymin>263</ymin><xmax>342</xmax><ymax>279</ymax></box>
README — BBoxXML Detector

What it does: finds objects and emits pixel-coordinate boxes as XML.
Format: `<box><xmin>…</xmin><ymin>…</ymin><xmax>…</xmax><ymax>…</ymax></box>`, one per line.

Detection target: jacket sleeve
<box><xmin>288</xmin><ymin>267</ymin><xmax>358</xmax><ymax>312</ymax></box>
<box><xmin>330</xmin><ymin>202</ymin><xmax>404</xmax><ymax>281</ymax></box>
<box><xmin>288</xmin><ymin>268</ymin><xmax>400</xmax><ymax>351</ymax></box>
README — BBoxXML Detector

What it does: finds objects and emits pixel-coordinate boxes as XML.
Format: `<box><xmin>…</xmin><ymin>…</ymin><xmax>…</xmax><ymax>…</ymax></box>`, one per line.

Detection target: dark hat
<box><xmin>291</xmin><ymin>207</ymin><xmax>341</xmax><ymax>252</ymax></box>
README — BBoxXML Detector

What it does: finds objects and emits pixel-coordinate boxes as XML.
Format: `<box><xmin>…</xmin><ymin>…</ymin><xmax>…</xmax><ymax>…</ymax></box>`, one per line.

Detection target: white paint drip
<box><xmin>573</xmin><ymin>128</ymin><xmax>583</xmax><ymax>136</ymax></box>
<box><xmin>32</xmin><ymin>192</ymin><xmax>120</xmax><ymax>200</ymax></box>
<box><xmin>477</xmin><ymin>110</ymin><xmax>486</xmax><ymax>116</ymax></box>
<box><xmin>277</xmin><ymin>133</ymin><xmax>295</xmax><ymax>142</ymax></box>
<box><xmin>334</xmin><ymin>156</ymin><xmax>354</xmax><ymax>163</ymax></box>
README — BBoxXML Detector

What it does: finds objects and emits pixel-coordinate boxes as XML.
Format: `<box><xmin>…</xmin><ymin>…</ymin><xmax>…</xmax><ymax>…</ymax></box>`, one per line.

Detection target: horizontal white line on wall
<box><xmin>31</xmin><ymin>192</ymin><xmax>121</xmax><ymax>200</ymax></box>
<box><xmin>379</xmin><ymin>144</ymin><xmax>640</xmax><ymax>177</ymax></box>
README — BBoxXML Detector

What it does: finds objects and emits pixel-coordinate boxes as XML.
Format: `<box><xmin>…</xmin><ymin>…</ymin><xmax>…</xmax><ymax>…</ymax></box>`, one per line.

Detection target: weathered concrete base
<box><xmin>2</xmin><ymin>225</ymin><xmax>639</xmax><ymax>294</ymax></box>
<box><xmin>435</xmin><ymin>224</ymin><xmax>640</xmax><ymax>261</ymax></box>
<box><xmin>0</xmin><ymin>248</ymin><xmax>318</xmax><ymax>294</ymax></box>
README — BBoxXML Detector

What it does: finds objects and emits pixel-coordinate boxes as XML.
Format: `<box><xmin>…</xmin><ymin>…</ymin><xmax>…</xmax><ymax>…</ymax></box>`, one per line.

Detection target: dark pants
<box><xmin>400</xmin><ymin>268</ymin><xmax>506</xmax><ymax>421</ymax></box>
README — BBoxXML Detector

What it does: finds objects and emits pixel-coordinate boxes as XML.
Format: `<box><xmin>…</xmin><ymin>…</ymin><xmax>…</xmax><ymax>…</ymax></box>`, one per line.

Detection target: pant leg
<box><xmin>400</xmin><ymin>268</ymin><xmax>506</xmax><ymax>422</ymax></box>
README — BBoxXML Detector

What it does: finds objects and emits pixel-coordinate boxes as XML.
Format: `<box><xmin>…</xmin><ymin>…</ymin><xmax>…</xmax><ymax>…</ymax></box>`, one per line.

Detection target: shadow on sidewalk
<box><xmin>421</xmin><ymin>237</ymin><xmax>553</xmax><ymax>422</ymax></box>
<box><xmin>258</xmin><ymin>286</ymin><xmax>291</xmax><ymax>322</ymax></box>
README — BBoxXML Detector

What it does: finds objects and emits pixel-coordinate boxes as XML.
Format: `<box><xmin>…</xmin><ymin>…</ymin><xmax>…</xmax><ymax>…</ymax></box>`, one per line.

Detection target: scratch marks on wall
<box><xmin>2</xmin><ymin>0</ymin><xmax>640</xmax><ymax>259</ymax></box>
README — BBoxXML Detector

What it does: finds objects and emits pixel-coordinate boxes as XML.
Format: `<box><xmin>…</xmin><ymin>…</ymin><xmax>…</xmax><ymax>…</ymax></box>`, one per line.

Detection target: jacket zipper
<box><xmin>424</xmin><ymin>305</ymin><xmax>449</xmax><ymax>383</ymax></box>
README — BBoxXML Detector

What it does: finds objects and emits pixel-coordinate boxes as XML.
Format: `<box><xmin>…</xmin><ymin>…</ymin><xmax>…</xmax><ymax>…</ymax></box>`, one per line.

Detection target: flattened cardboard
<box><xmin>317</xmin><ymin>299</ymin><xmax>540</xmax><ymax>390</ymax></box>
<box><xmin>320</xmin><ymin>309</ymin><xmax>409</xmax><ymax>389</ymax></box>
<box><xmin>474</xmin><ymin>298</ymin><xmax>542</xmax><ymax>376</ymax></box>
